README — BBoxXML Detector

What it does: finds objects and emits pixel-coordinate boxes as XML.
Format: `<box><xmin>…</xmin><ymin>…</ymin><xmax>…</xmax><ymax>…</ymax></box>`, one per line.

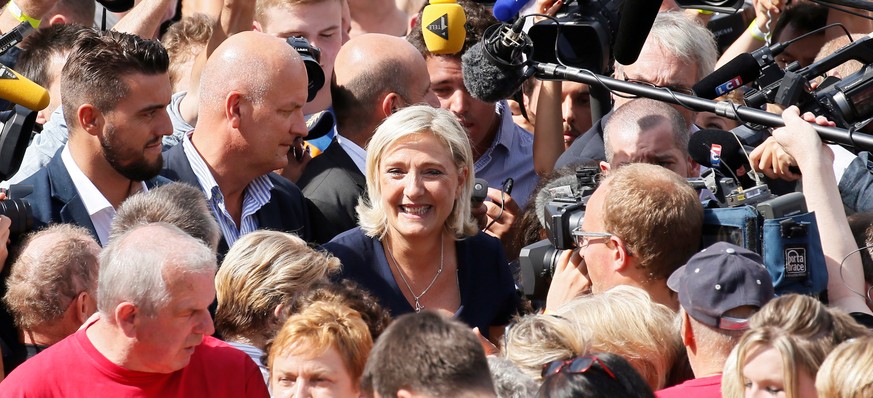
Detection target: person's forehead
<box><xmin>622</xmin><ymin>44</ymin><xmax>698</xmax><ymax>86</ymax></box>
<box><xmin>261</xmin><ymin>2</ymin><xmax>342</xmax><ymax>31</ymax></box>
<box><xmin>426</xmin><ymin>56</ymin><xmax>463</xmax><ymax>80</ymax></box>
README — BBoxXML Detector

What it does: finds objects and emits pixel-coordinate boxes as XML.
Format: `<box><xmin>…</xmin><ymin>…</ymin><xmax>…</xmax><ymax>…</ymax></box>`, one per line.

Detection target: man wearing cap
<box><xmin>657</xmin><ymin>242</ymin><xmax>775</xmax><ymax>397</ymax></box>
<box><xmin>160</xmin><ymin>31</ymin><xmax>313</xmax><ymax>254</ymax></box>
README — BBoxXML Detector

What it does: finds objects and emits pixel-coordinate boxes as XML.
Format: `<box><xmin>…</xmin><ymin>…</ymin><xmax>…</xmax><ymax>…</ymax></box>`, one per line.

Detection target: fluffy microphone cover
<box><xmin>461</xmin><ymin>41</ymin><xmax>525</xmax><ymax>103</ymax></box>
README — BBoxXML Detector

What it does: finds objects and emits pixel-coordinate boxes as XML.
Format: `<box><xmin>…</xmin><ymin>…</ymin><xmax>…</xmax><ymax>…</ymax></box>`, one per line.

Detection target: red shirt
<box><xmin>656</xmin><ymin>374</ymin><xmax>723</xmax><ymax>398</ymax></box>
<box><xmin>0</xmin><ymin>326</ymin><xmax>269</xmax><ymax>398</ymax></box>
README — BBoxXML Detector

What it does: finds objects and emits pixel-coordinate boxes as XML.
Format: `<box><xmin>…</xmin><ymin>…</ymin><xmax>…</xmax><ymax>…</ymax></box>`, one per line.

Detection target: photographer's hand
<box><xmin>750</xmin><ymin>136</ymin><xmax>801</xmax><ymax>181</ymax></box>
<box><xmin>545</xmin><ymin>249</ymin><xmax>590</xmax><ymax>312</ymax></box>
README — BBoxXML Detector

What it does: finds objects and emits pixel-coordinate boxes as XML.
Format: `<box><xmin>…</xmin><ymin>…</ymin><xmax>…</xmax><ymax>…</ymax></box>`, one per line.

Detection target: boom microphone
<box><xmin>422</xmin><ymin>0</ymin><xmax>467</xmax><ymax>55</ymax></box>
<box><xmin>462</xmin><ymin>19</ymin><xmax>531</xmax><ymax>103</ymax></box>
<box><xmin>493</xmin><ymin>0</ymin><xmax>532</xmax><ymax>22</ymax></box>
<box><xmin>693</xmin><ymin>41</ymin><xmax>788</xmax><ymax>100</ymax></box>
<box><xmin>613</xmin><ymin>0</ymin><xmax>661</xmax><ymax>65</ymax></box>
<box><xmin>0</xmin><ymin>64</ymin><xmax>50</xmax><ymax>111</ymax></box>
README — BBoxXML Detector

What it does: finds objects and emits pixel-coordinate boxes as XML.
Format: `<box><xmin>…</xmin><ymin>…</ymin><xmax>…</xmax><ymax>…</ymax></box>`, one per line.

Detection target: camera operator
<box><xmin>546</xmin><ymin>163</ymin><xmax>704</xmax><ymax>311</ymax></box>
<box><xmin>600</xmin><ymin>98</ymin><xmax>699</xmax><ymax>179</ymax></box>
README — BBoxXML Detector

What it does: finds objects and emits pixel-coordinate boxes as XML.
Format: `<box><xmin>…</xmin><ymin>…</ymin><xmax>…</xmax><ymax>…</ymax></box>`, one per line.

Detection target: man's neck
<box><xmin>67</xmin><ymin>139</ymin><xmax>137</xmax><ymax>209</ymax></box>
<box><xmin>472</xmin><ymin>113</ymin><xmax>501</xmax><ymax>161</ymax></box>
<box><xmin>338</xmin><ymin>123</ymin><xmax>376</xmax><ymax>149</ymax></box>
<box><xmin>189</xmin><ymin>129</ymin><xmax>251</xmax><ymax>200</ymax></box>
<box><xmin>686</xmin><ymin>346</ymin><xmax>728</xmax><ymax>378</ymax></box>
<box><xmin>86</xmin><ymin>318</ymin><xmax>137</xmax><ymax>370</ymax></box>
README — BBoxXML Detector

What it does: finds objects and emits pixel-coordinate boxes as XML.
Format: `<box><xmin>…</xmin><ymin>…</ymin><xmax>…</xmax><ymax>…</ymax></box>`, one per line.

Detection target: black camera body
<box><xmin>285</xmin><ymin>36</ymin><xmax>325</xmax><ymax>103</ymax></box>
<box><xmin>518</xmin><ymin>167</ymin><xmax>599</xmax><ymax>299</ymax></box>
<box><xmin>527</xmin><ymin>0</ymin><xmax>622</xmax><ymax>74</ymax></box>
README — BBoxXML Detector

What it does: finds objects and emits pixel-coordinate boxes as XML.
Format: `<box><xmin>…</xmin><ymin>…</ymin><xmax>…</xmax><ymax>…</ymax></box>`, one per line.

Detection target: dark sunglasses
<box><xmin>541</xmin><ymin>355</ymin><xmax>617</xmax><ymax>380</ymax></box>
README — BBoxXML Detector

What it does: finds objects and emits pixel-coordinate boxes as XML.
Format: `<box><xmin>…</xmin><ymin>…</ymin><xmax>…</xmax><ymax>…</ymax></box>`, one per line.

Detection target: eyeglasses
<box><xmin>570</xmin><ymin>227</ymin><xmax>614</xmax><ymax>249</ymax></box>
<box><xmin>541</xmin><ymin>355</ymin><xmax>617</xmax><ymax>379</ymax></box>
<box><xmin>623</xmin><ymin>76</ymin><xmax>694</xmax><ymax>97</ymax></box>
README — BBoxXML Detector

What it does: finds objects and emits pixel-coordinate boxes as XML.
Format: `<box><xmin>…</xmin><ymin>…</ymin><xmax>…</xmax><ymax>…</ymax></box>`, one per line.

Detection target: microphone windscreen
<box><xmin>692</xmin><ymin>53</ymin><xmax>759</xmax><ymax>100</ymax></box>
<box><xmin>689</xmin><ymin>129</ymin><xmax>749</xmax><ymax>173</ymax></box>
<box><xmin>422</xmin><ymin>1</ymin><xmax>467</xmax><ymax>55</ymax></box>
<box><xmin>461</xmin><ymin>41</ymin><xmax>524</xmax><ymax>103</ymax></box>
<box><xmin>493</xmin><ymin>0</ymin><xmax>532</xmax><ymax>22</ymax></box>
<box><xmin>0</xmin><ymin>65</ymin><xmax>50</xmax><ymax>111</ymax></box>
<box><xmin>613</xmin><ymin>0</ymin><xmax>661</xmax><ymax>65</ymax></box>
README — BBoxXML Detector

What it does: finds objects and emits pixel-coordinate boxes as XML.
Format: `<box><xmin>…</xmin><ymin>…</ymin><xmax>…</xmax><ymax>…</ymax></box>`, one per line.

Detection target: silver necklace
<box><xmin>386</xmin><ymin>237</ymin><xmax>444</xmax><ymax>312</ymax></box>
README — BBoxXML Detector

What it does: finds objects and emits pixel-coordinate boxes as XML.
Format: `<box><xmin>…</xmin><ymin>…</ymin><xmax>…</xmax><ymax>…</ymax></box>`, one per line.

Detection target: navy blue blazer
<box><xmin>323</xmin><ymin>228</ymin><xmax>521</xmax><ymax>338</ymax></box>
<box><xmin>160</xmin><ymin>144</ymin><xmax>312</xmax><ymax>254</ymax></box>
<box><xmin>16</xmin><ymin>148</ymin><xmax>169</xmax><ymax>241</ymax></box>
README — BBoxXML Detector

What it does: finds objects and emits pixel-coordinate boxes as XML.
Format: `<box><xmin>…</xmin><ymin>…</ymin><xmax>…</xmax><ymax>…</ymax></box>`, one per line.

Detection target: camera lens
<box><xmin>0</xmin><ymin>199</ymin><xmax>34</xmax><ymax>237</ymax></box>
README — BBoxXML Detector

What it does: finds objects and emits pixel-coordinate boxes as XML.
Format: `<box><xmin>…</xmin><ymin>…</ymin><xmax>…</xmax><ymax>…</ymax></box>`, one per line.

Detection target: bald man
<box><xmin>297</xmin><ymin>33</ymin><xmax>438</xmax><ymax>243</ymax></box>
<box><xmin>160</xmin><ymin>31</ymin><xmax>312</xmax><ymax>254</ymax></box>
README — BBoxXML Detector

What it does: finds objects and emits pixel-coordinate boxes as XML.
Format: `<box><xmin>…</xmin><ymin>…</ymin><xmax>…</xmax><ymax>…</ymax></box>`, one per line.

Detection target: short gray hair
<box><xmin>356</xmin><ymin>105</ymin><xmax>478</xmax><ymax>239</ymax></box>
<box><xmin>614</xmin><ymin>12</ymin><xmax>717</xmax><ymax>81</ymax></box>
<box><xmin>604</xmin><ymin>98</ymin><xmax>690</xmax><ymax>164</ymax></box>
<box><xmin>98</xmin><ymin>223</ymin><xmax>216</xmax><ymax>317</ymax></box>
<box><xmin>110</xmin><ymin>182</ymin><xmax>220</xmax><ymax>251</ymax></box>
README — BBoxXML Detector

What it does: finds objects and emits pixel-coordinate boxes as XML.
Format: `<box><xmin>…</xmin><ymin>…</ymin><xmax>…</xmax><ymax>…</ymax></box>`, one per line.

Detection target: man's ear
<box><xmin>681</xmin><ymin>310</ymin><xmax>695</xmax><ymax>349</ymax></box>
<box><xmin>688</xmin><ymin>157</ymin><xmax>701</xmax><ymax>178</ymax></box>
<box><xmin>599</xmin><ymin>161</ymin><xmax>611</xmax><ymax>174</ymax></box>
<box><xmin>114</xmin><ymin>302</ymin><xmax>140</xmax><ymax>337</ymax></box>
<box><xmin>381</xmin><ymin>92</ymin><xmax>403</xmax><ymax>118</ymax></box>
<box><xmin>74</xmin><ymin>291</ymin><xmax>94</xmax><ymax>325</ymax></box>
<box><xmin>252</xmin><ymin>20</ymin><xmax>263</xmax><ymax>32</ymax></box>
<box><xmin>77</xmin><ymin>104</ymin><xmax>102</xmax><ymax>136</ymax></box>
<box><xmin>226</xmin><ymin>91</ymin><xmax>243</xmax><ymax>129</ymax></box>
<box><xmin>610</xmin><ymin>235</ymin><xmax>631</xmax><ymax>273</ymax></box>
<box><xmin>48</xmin><ymin>14</ymin><xmax>67</xmax><ymax>26</ymax></box>
<box><xmin>396</xmin><ymin>389</ymin><xmax>416</xmax><ymax>398</ymax></box>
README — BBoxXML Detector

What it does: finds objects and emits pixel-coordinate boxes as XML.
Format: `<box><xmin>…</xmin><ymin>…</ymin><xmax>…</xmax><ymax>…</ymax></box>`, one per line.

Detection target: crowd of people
<box><xmin>0</xmin><ymin>0</ymin><xmax>871</xmax><ymax>397</ymax></box>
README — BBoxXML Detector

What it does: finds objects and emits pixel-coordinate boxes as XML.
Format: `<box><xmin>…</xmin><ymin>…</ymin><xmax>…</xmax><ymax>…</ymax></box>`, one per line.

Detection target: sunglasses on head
<box><xmin>541</xmin><ymin>355</ymin><xmax>617</xmax><ymax>380</ymax></box>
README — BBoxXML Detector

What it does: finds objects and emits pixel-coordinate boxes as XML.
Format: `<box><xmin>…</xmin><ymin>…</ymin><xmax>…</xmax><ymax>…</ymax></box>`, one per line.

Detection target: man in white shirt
<box><xmin>16</xmin><ymin>28</ymin><xmax>172</xmax><ymax>245</ymax></box>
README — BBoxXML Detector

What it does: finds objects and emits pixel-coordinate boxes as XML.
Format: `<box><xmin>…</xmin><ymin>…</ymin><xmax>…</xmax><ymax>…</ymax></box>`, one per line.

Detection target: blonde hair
<box><xmin>816</xmin><ymin>336</ymin><xmax>873</xmax><ymax>398</ymax></box>
<box><xmin>267</xmin><ymin>301</ymin><xmax>373</xmax><ymax>384</ymax></box>
<box><xmin>501</xmin><ymin>313</ymin><xmax>591</xmax><ymax>381</ymax></box>
<box><xmin>356</xmin><ymin>105</ymin><xmax>477</xmax><ymax>239</ymax></box>
<box><xmin>724</xmin><ymin>294</ymin><xmax>872</xmax><ymax>398</ymax></box>
<box><xmin>555</xmin><ymin>286</ymin><xmax>682</xmax><ymax>390</ymax></box>
<box><xmin>734</xmin><ymin>327</ymin><xmax>822</xmax><ymax>398</ymax></box>
<box><xmin>214</xmin><ymin>231</ymin><xmax>341</xmax><ymax>344</ymax></box>
<box><xmin>750</xmin><ymin>294</ymin><xmax>871</xmax><ymax>348</ymax></box>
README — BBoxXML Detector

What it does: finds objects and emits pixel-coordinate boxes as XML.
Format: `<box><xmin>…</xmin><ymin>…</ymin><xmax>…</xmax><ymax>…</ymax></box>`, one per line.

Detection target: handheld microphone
<box><xmin>0</xmin><ymin>64</ymin><xmax>50</xmax><ymax>111</ymax></box>
<box><xmin>613</xmin><ymin>0</ymin><xmax>661</xmax><ymax>65</ymax></box>
<box><xmin>421</xmin><ymin>0</ymin><xmax>467</xmax><ymax>55</ymax></box>
<box><xmin>493</xmin><ymin>0</ymin><xmax>532</xmax><ymax>22</ymax></box>
<box><xmin>689</xmin><ymin>129</ymin><xmax>755</xmax><ymax>187</ymax></box>
<box><xmin>461</xmin><ymin>19</ymin><xmax>531</xmax><ymax>103</ymax></box>
<box><xmin>693</xmin><ymin>41</ymin><xmax>788</xmax><ymax>100</ymax></box>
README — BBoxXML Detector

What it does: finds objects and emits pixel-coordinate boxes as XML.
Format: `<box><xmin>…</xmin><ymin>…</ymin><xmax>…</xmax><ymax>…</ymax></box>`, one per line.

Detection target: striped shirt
<box><xmin>182</xmin><ymin>133</ymin><xmax>273</xmax><ymax>248</ymax></box>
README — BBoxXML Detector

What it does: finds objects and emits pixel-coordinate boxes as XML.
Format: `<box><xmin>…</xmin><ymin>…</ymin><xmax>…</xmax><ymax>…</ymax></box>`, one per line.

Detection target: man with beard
<box><xmin>16</xmin><ymin>29</ymin><xmax>172</xmax><ymax>246</ymax></box>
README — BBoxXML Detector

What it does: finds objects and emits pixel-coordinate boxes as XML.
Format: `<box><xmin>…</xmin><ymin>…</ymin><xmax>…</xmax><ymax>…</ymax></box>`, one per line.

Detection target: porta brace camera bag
<box><xmin>701</xmin><ymin>205</ymin><xmax>828</xmax><ymax>298</ymax></box>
